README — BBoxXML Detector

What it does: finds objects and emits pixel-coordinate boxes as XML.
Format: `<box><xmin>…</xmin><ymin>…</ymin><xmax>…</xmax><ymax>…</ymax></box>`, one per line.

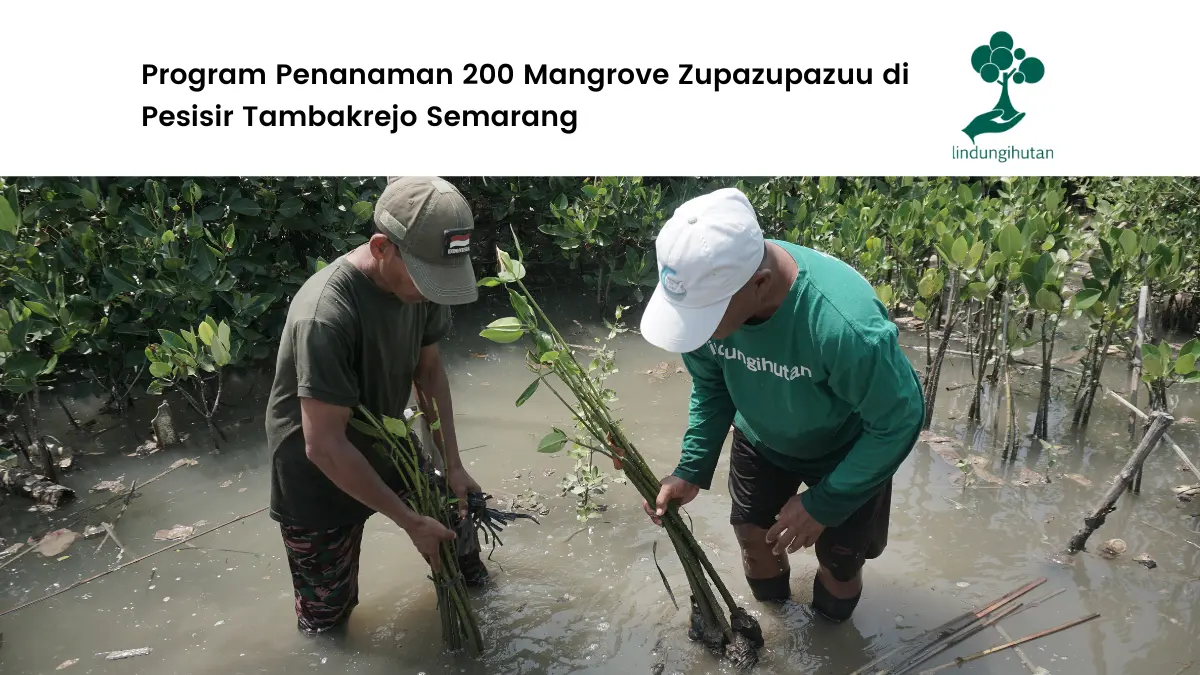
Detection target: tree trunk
<box><xmin>1070</xmin><ymin>326</ymin><xmax>1100</xmax><ymax>427</ymax></box>
<box><xmin>968</xmin><ymin>298</ymin><xmax>997</xmax><ymax>422</ymax></box>
<box><xmin>1067</xmin><ymin>412</ymin><xmax>1173</xmax><ymax>553</ymax></box>
<box><xmin>1078</xmin><ymin>322</ymin><xmax>1116</xmax><ymax>427</ymax></box>
<box><xmin>1130</xmin><ymin>284</ymin><xmax>1150</xmax><ymax>493</ymax></box>
<box><xmin>1032</xmin><ymin>312</ymin><xmax>1060</xmax><ymax>442</ymax></box>
<box><xmin>0</xmin><ymin>468</ymin><xmax>76</xmax><ymax>508</ymax></box>
<box><xmin>1129</xmin><ymin>284</ymin><xmax>1150</xmax><ymax>436</ymax></box>
<box><xmin>991</xmin><ymin>290</ymin><xmax>1011</xmax><ymax>433</ymax></box>
<box><xmin>922</xmin><ymin>271</ymin><xmax>961</xmax><ymax>429</ymax></box>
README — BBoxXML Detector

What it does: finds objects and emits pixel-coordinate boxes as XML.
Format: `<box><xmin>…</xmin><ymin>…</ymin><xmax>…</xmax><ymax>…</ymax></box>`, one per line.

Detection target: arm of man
<box><xmin>294</xmin><ymin>317</ymin><xmax>454</xmax><ymax>569</ymax></box>
<box><xmin>644</xmin><ymin>345</ymin><xmax>736</xmax><ymax>524</ymax></box>
<box><xmin>302</xmin><ymin>399</ymin><xmax>454</xmax><ymax>570</ymax></box>
<box><xmin>413</xmin><ymin>342</ymin><xmax>479</xmax><ymax>519</ymax></box>
<box><xmin>411</xmin><ymin>302</ymin><xmax>480</xmax><ymax>520</ymax></box>
<box><xmin>799</xmin><ymin>327</ymin><xmax>925</xmax><ymax>528</ymax></box>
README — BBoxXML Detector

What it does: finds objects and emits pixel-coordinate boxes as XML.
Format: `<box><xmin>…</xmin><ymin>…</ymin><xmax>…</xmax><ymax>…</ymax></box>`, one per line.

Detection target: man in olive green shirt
<box><xmin>266</xmin><ymin>176</ymin><xmax>485</xmax><ymax>634</ymax></box>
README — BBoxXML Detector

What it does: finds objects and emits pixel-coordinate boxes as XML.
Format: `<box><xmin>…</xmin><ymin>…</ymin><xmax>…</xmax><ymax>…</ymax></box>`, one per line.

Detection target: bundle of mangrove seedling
<box><xmin>477</xmin><ymin>232</ymin><xmax>763</xmax><ymax>669</ymax></box>
<box><xmin>351</xmin><ymin>406</ymin><xmax>487</xmax><ymax>654</ymax></box>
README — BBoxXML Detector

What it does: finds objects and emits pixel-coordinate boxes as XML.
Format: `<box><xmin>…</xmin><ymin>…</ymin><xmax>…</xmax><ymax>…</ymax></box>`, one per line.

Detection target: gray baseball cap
<box><xmin>373</xmin><ymin>176</ymin><xmax>478</xmax><ymax>305</ymax></box>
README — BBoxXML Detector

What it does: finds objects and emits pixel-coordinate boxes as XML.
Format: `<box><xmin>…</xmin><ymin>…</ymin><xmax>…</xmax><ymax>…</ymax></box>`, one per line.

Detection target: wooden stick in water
<box><xmin>916</xmin><ymin>613</ymin><xmax>1101</xmax><ymax>675</ymax></box>
<box><xmin>848</xmin><ymin>578</ymin><xmax>1046</xmax><ymax>675</ymax></box>
<box><xmin>1106</xmin><ymin>387</ymin><xmax>1200</xmax><ymax>480</ymax></box>
<box><xmin>1068</xmin><ymin>412</ymin><xmax>1173</xmax><ymax>553</ymax></box>
<box><xmin>1139</xmin><ymin>519</ymin><xmax>1200</xmax><ymax>552</ymax></box>
<box><xmin>0</xmin><ymin>506</ymin><xmax>267</xmax><ymax>618</ymax></box>
<box><xmin>891</xmin><ymin>588</ymin><xmax>1065</xmax><ymax>675</ymax></box>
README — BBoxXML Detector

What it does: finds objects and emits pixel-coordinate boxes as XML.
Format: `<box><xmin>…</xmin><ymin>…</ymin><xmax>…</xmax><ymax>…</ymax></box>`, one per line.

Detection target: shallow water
<box><xmin>1</xmin><ymin>289</ymin><xmax>1198</xmax><ymax>675</ymax></box>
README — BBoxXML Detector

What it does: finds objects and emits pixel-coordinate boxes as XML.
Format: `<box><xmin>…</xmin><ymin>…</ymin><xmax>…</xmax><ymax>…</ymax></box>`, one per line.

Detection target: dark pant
<box><xmin>280</xmin><ymin>462</ymin><xmax>487</xmax><ymax>634</ymax></box>
<box><xmin>728</xmin><ymin>429</ymin><xmax>891</xmax><ymax>582</ymax></box>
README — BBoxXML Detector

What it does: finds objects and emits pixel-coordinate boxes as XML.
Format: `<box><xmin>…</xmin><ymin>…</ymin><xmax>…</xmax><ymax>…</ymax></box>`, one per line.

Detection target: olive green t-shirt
<box><xmin>266</xmin><ymin>256</ymin><xmax>452</xmax><ymax>528</ymax></box>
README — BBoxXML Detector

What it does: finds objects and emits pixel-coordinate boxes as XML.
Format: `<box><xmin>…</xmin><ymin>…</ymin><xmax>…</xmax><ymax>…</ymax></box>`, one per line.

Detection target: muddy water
<box><xmin>2</xmin><ymin>289</ymin><xmax>1199</xmax><ymax>675</ymax></box>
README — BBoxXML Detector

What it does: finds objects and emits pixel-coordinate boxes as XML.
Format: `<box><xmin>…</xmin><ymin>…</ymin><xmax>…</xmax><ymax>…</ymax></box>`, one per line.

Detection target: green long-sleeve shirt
<box><xmin>674</xmin><ymin>241</ymin><xmax>925</xmax><ymax>527</ymax></box>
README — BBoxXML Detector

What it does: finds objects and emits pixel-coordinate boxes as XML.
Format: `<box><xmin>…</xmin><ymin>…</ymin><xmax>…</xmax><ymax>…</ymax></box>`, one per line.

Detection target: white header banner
<box><xmin>3</xmin><ymin>0</ymin><xmax>1195</xmax><ymax>175</ymax></box>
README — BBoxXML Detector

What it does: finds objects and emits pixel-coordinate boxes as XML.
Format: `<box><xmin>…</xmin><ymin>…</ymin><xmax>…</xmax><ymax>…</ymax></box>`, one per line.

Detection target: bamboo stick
<box><xmin>848</xmin><ymin>578</ymin><xmax>1046</xmax><ymax>675</ymax></box>
<box><xmin>1105</xmin><ymin>387</ymin><xmax>1200</xmax><ymax>480</ymax></box>
<box><xmin>889</xmin><ymin>588</ymin><xmax>1065</xmax><ymax>675</ymax></box>
<box><xmin>915</xmin><ymin>613</ymin><xmax>1101</xmax><ymax>675</ymax></box>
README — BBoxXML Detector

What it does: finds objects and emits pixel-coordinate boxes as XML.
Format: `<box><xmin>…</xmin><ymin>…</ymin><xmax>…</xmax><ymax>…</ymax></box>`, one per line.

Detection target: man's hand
<box><xmin>445</xmin><ymin>465</ymin><xmax>482</xmax><ymax>520</ymax></box>
<box><xmin>766</xmin><ymin>495</ymin><xmax>826</xmax><ymax>555</ymax></box>
<box><xmin>643</xmin><ymin>475</ymin><xmax>700</xmax><ymax>526</ymax></box>
<box><xmin>398</xmin><ymin>514</ymin><xmax>456</xmax><ymax>572</ymax></box>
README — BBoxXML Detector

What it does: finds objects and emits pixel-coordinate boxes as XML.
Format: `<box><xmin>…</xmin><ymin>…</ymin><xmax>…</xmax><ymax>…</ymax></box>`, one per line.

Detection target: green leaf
<box><xmin>157</xmin><ymin>330</ymin><xmax>189</xmax><ymax>351</ymax></box>
<box><xmin>1035</xmin><ymin>288</ymin><xmax>1061</xmax><ymax>314</ymax></box>
<box><xmin>5</xmin><ymin>352</ymin><xmax>47</xmax><ymax>379</ymax></box>
<box><xmin>0</xmin><ymin>196</ymin><xmax>17</xmax><ymax>234</ymax></box>
<box><xmin>149</xmin><ymin>361</ymin><xmax>173</xmax><ymax>378</ymax></box>
<box><xmin>917</xmin><ymin>269</ymin><xmax>942</xmax><ymax>299</ymax></box>
<box><xmin>1175</xmin><ymin>353</ymin><xmax>1196</xmax><ymax>376</ymax></box>
<box><xmin>24</xmin><ymin>302</ymin><xmax>53</xmax><ymax>319</ymax></box>
<box><xmin>349</xmin><ymin>418</ymin><xmax>383</xmax><ymax>439</ymax></box>
<box><xmin>1182</xmin><ymin>338</ymin><xmax>1200</xmax><ymax>359</ymax></box>
<box><xmin>210</xmin><ymin>338</ymin><xmax>231</xmax><ymax>367</ymax></box>
<box><xmin>967</xmin><ymin>282</ymin><xmax>990</xmax><ymax>300</ymax></box>
<box><xmin>222</xmin><ymin>223</ymin><xmax>236</xmax><ymax>249</ymax></box>
<box><xmin>537</xmin><ymin>428</ymin><xmax>569</xmax><ymax>453</ymax></box>
<box><xmin>913</xmin><ymin>300</ymin><xmax>929</xmax><ymax>320</ymax></box>
<box><xmin>515</xmin><ymin>379</ymin><xmax>540</xmax><ymax>407</ymax></box>
<box><xmin>1118</xmin><ymin>229</ymin><xmax>1139</xmax><ymax>258</ymax></box>
<box><xmin>229</xmin><ymin>198</ymin><xmax>261</xmax><ymax>216</ymax></box>
<box><xmin>957</xmin><ymin>183</ymin><xmax>973</xmax><ymax>204</ymax></box>
<box><xmin>147</xmin><ymin>379</ymin><xmax>166</xmax><ymax>396</ymax></box>
<box><xmin>476</xmin><ymin>277</ymin><xmax>504</xmax><ymax>288</ymax></box>
<box><xmin>966</xmin><ymin>240</ymin><xmax>985</xmax><ymax>270</ymax></box>
<box><xmin>104</xmin><ymin>268</ymin><xmax>139</xmax><ymax>295</ymax></box>
<box><xmin>1072</xmin><ymin>288</ymin><xmax>1102</xmax><ymax>311</ymax></box>
<box><xmin>996</xmin><ymin>225</ymin><xmax>1024</xmax><ymax>259</ymax></box>
<box><xmin>351</xmin><ymin>201</ymin><xmax>373</xmax><ymax>222</ymax></box>
<box><xmin>79</xmin><ymin>189</ymin><xmax>100</xmax><ymax>210</ymax></box>
<box><xmin>198</xmin><ymin>321</ymin><xmax>215</xmax><ymax>346</ymax></box>
<box><xmin>217</xmin><ymin>320</ymin><xmax>231</xmax><ymax>348</ymax></box>
<box><xmin>278</xmin><ymin>198</ymin><xmax>304</xmax><ymax>218</ymax></box>
<box><xmin>984</xmin><ymin>251</ymin><xmax>1004</xmax><ymax>279</ymax></box>
<box><xmin>182</xmin><ymin>329</ymin><xmax>199</xmax><ymax>351</ymax></box>
<box><xmin>509</xmin><ymin>289</ymin><xmax>535</xmax><ymax>326</ymax></box>
<box><xmin>874</xmin><ymin>284</ymin><xmax>894</xmax><ymax>307</ymax></box>
<box><xmin>479</xmin><ymin>317</ymin><xmax>525</xmax><ymax>344</ymax></box>
<box><xmin>1142</xmin><ymin>355</ymin><xmax>1163</xmax><ymax>382</ymax></box>
<box><xmin>540</xmin><ymin>351</ymin><xmax>561</xmax><ymax>364</ymax></box>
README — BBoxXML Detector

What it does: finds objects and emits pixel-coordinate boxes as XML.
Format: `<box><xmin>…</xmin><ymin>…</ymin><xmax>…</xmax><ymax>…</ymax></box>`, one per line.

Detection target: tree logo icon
<box><xmin>962</xmin><ymin>31</ymin><xmax>1045</xmax><ymax>144</ymax></box>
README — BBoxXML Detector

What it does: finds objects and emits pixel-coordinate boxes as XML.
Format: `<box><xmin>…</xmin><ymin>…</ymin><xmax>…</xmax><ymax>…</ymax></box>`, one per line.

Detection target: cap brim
<box><xmin>401</xmin><ymin>251</ymin><xmax>478</xmax><ymax>306</ymax></box>
<box><xmin>640</xmin><ymin>284</ymin><xmax>729</xmax><ymax>354</ymax></box>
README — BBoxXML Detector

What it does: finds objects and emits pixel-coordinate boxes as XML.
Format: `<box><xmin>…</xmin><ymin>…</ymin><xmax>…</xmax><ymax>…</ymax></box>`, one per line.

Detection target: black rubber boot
<box><xmin>746</xmin><ymin>572</ymin><xmax>791</xmax><ymax>603</ymax></box>
<box><xmin>811</xmin><ymin>574</ymin><xmax>860</xmax><ymax>623</ymax></box>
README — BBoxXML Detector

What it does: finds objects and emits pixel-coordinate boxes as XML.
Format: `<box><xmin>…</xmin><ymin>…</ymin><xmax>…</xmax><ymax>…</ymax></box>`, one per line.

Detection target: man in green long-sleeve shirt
<box><xmin>638</xmin><ymin>187</ymin><xmax>925</xmax><ymax>623</ymax></box>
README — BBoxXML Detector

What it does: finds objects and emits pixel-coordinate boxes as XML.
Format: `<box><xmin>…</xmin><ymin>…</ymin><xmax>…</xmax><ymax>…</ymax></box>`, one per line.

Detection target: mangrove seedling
<box><xmin>349</xmin><ymin>405</ymin><xmax>485</xmax><ymax>655</ymax></box>
<box><xmin>478</xmin><ymin>228</ymin><xmax>763</xmax><ymax>670</ymax></box>
<box><xmin>144</xmin><ymin>316</ymin><xmax>238</xmax><ymax>451</ymax></box>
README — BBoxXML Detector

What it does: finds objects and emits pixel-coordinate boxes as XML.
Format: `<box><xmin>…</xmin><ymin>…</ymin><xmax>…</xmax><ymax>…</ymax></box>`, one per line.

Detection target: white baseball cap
<box><xmin>640</xmin><ymin>188</ymin><xmax>765</xmax><ymax>353</ymax></box>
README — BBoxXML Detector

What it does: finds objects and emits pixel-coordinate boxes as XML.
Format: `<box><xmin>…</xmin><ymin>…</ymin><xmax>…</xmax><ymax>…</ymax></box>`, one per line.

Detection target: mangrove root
<box><xmin>0</xmin><ymin>468</ymin><xmax>76</xmax><ymax>508</ymax></box>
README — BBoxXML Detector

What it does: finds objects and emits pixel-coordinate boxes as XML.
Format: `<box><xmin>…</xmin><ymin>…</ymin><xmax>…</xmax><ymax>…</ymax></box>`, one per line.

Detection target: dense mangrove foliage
<box><xmin>2</xmin><ymin>176</ymin><xmax>1198</xmax><ymax>467</ymax></box>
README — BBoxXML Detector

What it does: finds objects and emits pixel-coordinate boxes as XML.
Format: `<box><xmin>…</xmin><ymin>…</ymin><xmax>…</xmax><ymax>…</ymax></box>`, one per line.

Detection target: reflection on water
<box><xmin>1</xmin><ymin>288</ymin><xmax>1198</xmax><ymax>674</ymax></box>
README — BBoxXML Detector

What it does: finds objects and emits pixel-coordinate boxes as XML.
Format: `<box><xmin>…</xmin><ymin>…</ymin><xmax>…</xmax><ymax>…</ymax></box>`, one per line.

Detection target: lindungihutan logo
<box><xmin>962</xmin><ymin>31</ymin><xmax>1045</xmax><ymax>144</ymax></box>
